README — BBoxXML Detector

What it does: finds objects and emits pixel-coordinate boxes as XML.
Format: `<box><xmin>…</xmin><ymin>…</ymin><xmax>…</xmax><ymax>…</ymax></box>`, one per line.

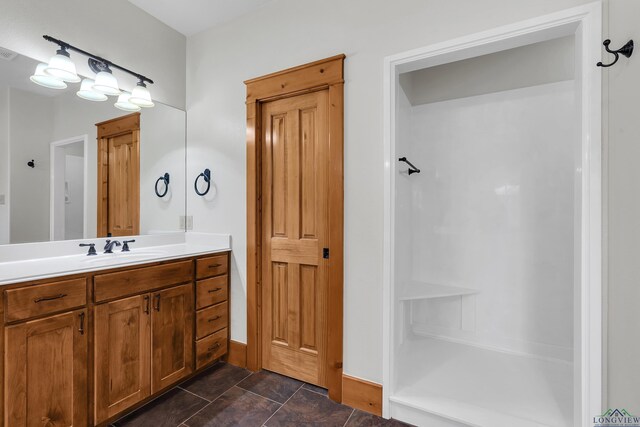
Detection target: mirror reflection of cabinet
<box><xmin>96</xmin><ymin>113</ymin><xmax>140</xmax><ymax>237</ymax></box>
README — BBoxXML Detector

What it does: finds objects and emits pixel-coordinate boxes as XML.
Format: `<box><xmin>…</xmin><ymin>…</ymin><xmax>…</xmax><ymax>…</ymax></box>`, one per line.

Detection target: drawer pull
<box><xmin>208</xmin><ymin>263</ymin><xmax>222</xmax><ymax>268</ymax></box>
<box><xmin>208</xmin><ymin>287</ymin><xmax>223</xmax><ymax>293</ymax></box>
<box><xmin>33</xmin><ymin>293</ymin><xmax>67</xmax><ymax>303</ymax></box>
<box><xmin>79</xmin><ymin>312</ymin><xmax>85</xmax><ymax>335</ymax></box>
<box><xmin>208</xmin><ymin>315</ymin><xmax>222</xmax><ymax>322</ymax></box>
<box><xmin>207</xmin><ymin>342</ymin><xmax>221</xmax><ymax>353</ymax></box>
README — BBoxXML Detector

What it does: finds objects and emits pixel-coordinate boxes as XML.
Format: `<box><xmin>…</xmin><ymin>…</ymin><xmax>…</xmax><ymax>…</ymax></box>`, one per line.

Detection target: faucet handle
<box><xmin>79</xmin><ymin>243</ymin><xmax>97</xmax><ymax>256</ymax></box>
<box><xmin>122</xmin><ymin>239</ymin><xmax>136</xmax><ymax>252</ymax></box>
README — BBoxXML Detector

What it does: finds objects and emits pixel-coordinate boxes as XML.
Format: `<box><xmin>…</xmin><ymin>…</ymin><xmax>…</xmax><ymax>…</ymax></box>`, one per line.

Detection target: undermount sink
<box><xmin>80</xmin><ymin>249</ymin><xmax>167</xmax><ymax>264</ymax></box>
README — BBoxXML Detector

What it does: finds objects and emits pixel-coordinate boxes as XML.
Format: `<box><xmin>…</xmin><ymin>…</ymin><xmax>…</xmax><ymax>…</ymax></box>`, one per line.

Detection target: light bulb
<box><xmin>44</xmin><ymin>49</ymin><xmax>80</xmax><ymax>83</ymax></box>
<box><xmin>129</xmin><ymin>81</ymin><xmax>154</xmax><ymax>108</ymax></box>
<box><xmin>30</xmin><ymin>63</ymin><xmax>67</xmax><ymax>89</ymax></box>
<box><xmin>93</xmin><ymin>69</ymin><xmax>121</xmax><ymax>96</ymax></box>
<box><xmin>77</xmin><ymin>78</ymin><xmax>108</xmax><ymax>101</ymax></box>
<box><xmin>114</xmin><ymin>92</ymin><xmax>141</xmax><ymax>112</ymax></box>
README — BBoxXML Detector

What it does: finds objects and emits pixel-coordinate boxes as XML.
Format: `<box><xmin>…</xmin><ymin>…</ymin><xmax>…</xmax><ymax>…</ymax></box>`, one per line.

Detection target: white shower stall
<box><xmin>383</xmin><ymin>5</ymin><xmax>602</xmax><ymax>427</ymax></box>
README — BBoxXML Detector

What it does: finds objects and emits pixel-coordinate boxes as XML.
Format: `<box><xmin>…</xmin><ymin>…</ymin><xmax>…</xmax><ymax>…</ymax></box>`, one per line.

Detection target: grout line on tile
<box><xmin>182</xmin><ymin>366</ymin><xmax>256</xmax><ymax>426</ymax></box>
<box><xmin>240</xmin><ymin>387</ymin><xmax>286</xmax><ymax>406</ymax></box>
<box><xmin>262</xmin><ymin>382</ymin><xmax>305</xmax><ymax>427</ymax></box>
<box><xmin>177</xmin><ymin>385</ymin><xmax>212</xmax><ymax>403</ymax></box>
<box><xmin>342</xmin><ymin>408</ymin><xmax>356</xmax><ymax>427</ymax></box>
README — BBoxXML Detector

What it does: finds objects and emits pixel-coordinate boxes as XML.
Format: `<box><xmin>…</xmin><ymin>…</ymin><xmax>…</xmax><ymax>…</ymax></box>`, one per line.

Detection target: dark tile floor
<box><xmin>111</xmin><ymin>362</ymin><xmax>411</xmax><ymax>427</ymax></box>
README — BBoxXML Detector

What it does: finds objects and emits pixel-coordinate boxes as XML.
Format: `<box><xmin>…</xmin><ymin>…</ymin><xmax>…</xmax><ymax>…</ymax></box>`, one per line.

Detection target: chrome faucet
<box><xmin>104</xmin><ymin>240</ymin><xmax>121</xmax><ymax>254</ymax></box>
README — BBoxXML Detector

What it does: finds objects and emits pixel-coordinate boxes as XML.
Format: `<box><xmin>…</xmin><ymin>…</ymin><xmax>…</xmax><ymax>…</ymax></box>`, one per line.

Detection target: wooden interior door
<box><xmin>5</xmin><ymin>309</ymin><xmax>87</xmax><ymax>427</ymax></box>
<box><xmin>94</xmin><ymin>294</ymin><xmax>151</xmax><ymax>424</ymax></box>
<box><xmin>261</xmin><ymin>90</ymin><xmax>330</xmax><ymax>386</ymax></box>
<box><xmin>97</xmin><ymin>113</ymin><xmax>140</xmax><ymax>237</ymax></box>
<box><xmin>151</xmin><ymin>284</ymin><xmax>194</xmax><ymax>393</ymax></box>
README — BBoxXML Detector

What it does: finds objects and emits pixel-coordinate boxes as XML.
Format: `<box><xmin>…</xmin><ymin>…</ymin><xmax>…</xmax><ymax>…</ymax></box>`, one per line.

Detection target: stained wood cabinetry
<box><xmin>3</xmin><ymin>251</ymin><xmax>230</xmax><ymax>426</ymax></box>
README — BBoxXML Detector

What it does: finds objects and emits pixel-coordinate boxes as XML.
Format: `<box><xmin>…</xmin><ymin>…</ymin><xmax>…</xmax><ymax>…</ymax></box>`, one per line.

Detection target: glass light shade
<box><xmin>129</xmin><ymin>83</ymin><xmax>154</xmax><ymax>108</ymax></box>
<box><xmin>93</xmin><ymin>71</ymin><xmax>121</xmax><ymax>96</ymax></box>
<box><xmin>30</xmin><ymin>63</ymin><xmax>67</xmax><ymax>89</ymax></box>
<box><xmin>114</xmin><ymin>92</ymin><xmax>141</xmax><ymax>112</ymax></box>
<box><xmin>44</xmin><ymin>51</ymin><xmax>80</xmax><ymax>83</ymax></box>
<box><xmin>76</xmin><ymin>78</ymin><xmax>108</xmax><ymax>102</ymax></box>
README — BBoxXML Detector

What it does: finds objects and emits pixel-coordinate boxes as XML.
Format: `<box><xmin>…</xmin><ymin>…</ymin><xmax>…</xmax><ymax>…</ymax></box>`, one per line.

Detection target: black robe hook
<box><xmin>597</xmin><ymin>39</ymin><xmax>633</xmax><ymax>68</ymax></box>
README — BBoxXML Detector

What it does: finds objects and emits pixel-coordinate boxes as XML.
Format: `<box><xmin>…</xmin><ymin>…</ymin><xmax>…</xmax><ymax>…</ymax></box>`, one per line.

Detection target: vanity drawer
<box><xmin>196</xmin><ymin>301</ymin><xmax>228</xmax><ymax>339</ymax></box>
<box><xmin>5</xmin><ymin>278</ymin><xmax>87</xmax><ymax>322</ymax></box>
<box><xmin>196</xmin><ymin>275</ymin><xmax>228</xmax><ymax>309</ymax></box>
<box><xmin>94</xmin><ymin>260</ymin><xmax>193</xmax><ymax>302</ymax></box>
<box><xmin>196</xmin><ymin>328</ymin><xmax>228</xmax><ymax>369</ymax></box>
<box><xmin>196</xmin><ymin>253</ymin><xmax>228</xmax><ymax>279</ymax></box>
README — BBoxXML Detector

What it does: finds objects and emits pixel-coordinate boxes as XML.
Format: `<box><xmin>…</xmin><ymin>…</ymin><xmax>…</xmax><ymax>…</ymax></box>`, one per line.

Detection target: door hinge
<box><xmin>323</xmin><ymin>248</ymin><xmax>330</xmax><ymax>259</ymax></box>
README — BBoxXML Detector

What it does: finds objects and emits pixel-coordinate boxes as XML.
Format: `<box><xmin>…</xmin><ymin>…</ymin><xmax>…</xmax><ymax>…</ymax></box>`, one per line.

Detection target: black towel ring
<box><xmin>155</xmin><ymin>173</ymin><xmax>170</xmax><ymax>198</ymax></box>
<box><xmin>194</xmin><ymin>168</ymin><xmax>211</xmax><ymax>196</ymax></box>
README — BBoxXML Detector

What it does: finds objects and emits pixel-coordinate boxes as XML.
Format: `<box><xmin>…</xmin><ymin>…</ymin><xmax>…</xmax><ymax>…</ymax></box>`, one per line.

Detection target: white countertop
<box><xmin>0</xmin><ymin>232</ymin><xmax>231</xmax><ymax>286</ymax></box>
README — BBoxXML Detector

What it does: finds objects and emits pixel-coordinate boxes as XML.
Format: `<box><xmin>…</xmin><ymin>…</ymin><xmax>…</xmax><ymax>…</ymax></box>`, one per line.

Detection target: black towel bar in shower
<box><xmin>398</xmin><ymin>157</ymin><xmax>420</xmax><ymax>175</ymax></box>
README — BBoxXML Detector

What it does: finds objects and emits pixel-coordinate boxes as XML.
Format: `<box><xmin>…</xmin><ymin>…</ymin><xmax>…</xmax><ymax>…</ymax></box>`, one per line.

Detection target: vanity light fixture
<box><xmin>31</xmin><ymin>35</ymin><xmax>154</xmax><ymax>110</ymax></box>
<box><xmin>92</xmin><ymin>67</ymin><xmax>121</xmax><ymax>96</ymax></box>
<box><xmin>77</xmin><ymin>78</ymin><xmax>108</xmax><ymax>101</ymax></box>
<box><xmin>44</xmin><ymin>46</ymin><xmax>81</xmax><ymax>83</ymax></box>
<box><xmin>129</xmin><ymin>80</ymin><xmax>154</xmax><ymax>108</ymax></box>
<box><xmin>114</xmin><ymin>92</ymin><xmax>141</xmax><ymax>112</ymax></box>
<box><xmin>30</xmin><ymin>63</ymin><xmax>67</xmax><ymax>89</ymax></box>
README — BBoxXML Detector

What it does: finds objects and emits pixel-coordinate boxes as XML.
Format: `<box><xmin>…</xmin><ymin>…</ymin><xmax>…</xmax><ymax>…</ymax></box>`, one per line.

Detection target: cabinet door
<box><xmin>94</xmin><ymin>294</ymin><xmax>151</xmax><ymax>424</ymax></box>
<box><xmin>5</xmin><ymin>309</ymin><xmax>87</xmax><ymax>427</ymax></box>
<box><xmin>151</xmin><ymin>284</ymin><xmax>194</xmax><ymax>392</ymax></box>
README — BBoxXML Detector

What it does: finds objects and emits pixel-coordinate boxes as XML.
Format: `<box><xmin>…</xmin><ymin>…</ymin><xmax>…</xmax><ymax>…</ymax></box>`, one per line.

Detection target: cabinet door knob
<box><xmin>143</xmin><ymin>295</ymin><xmax>150</xmax><ymax>314</ymax></box>
<box><xmin>154</xmin><ymin>294</ymin><xmax>161</xmax><ymax>311</ymax></box>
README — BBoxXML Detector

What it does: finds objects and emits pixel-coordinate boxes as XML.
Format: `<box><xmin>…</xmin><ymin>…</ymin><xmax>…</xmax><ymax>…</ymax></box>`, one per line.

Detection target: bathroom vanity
<box><xmin>0</xmin><ymin>235</ymin><xmax>230</xmax><ymax>426</ymax></box>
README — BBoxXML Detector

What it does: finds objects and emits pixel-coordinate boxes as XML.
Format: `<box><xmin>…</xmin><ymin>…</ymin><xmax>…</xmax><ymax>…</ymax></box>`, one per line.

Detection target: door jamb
<box><xmin>245</xmin><ymin>54</ymin><xmax>345</xmax><ymax>401</ymax></box>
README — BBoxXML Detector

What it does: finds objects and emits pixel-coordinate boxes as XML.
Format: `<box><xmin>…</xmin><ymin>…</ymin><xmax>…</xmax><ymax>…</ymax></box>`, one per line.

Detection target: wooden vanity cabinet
<box><xmin>2</xmin><ymin>251</ymin><xmax>229</xmax><ymax>427</ymax></box>
<box><xmin>3</xmin><ymin>276</ymin><xmax>89</xmax><ymax>427</ymax></box>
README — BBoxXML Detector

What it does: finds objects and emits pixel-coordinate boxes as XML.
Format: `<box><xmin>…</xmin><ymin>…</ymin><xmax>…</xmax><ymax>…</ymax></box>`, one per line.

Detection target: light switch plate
<box><xmin>179</xmin><ymin>215</ymin><xmax>186</xmax><ymax>229</ymax></box>
<box><xmin>186</xmin><ymin>216</ymin><xmax>193</xmax><ymax>230</ymax></box>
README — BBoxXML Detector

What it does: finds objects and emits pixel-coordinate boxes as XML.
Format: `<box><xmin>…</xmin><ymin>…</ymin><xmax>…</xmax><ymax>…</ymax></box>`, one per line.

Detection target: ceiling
<box><xmin>127</xmin><ymin>0</ymin><xmax>274</xmax><ymax>37</ymax></box>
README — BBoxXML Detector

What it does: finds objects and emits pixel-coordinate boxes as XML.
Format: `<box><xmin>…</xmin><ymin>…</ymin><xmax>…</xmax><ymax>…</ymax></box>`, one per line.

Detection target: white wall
<box><xmin>0</xmin><ymin>0</ymin><xmax>186</xmax><ymax>109</ymax></box>
<box><xmin>605</xmin><ymin>0</ymin><xmax>640</xmax><ymax>413</ymax></box>
<box><xmin>186</xmin><ymin>0</ymin><xmax>595</xmax><ymax>383</ymax></box>
<box><xmin>9</xmin><ymin>88</ymin><xmax>53</xmax><ymax>243</ymax></box>
<box><xmin>0</xmin><ymin>86</ymin><xmax>8</xmax><ymax>244</ymax></box>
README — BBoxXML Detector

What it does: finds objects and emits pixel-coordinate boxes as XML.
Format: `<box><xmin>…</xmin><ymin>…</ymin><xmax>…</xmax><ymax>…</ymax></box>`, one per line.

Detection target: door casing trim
<box><xmin>245</xmin><ymin>54</ymin><xmax>345</xmax><ymax>401</ymax></box>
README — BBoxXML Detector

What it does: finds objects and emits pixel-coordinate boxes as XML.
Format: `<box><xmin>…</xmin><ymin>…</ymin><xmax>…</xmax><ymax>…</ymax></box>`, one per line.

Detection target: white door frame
<box><xmin>382</xmin><ymin>2</ymin><xmax>603</xmax><ymax>425</ymax></box>
<box><xmin>49</xmin><ymin>135</ymin><xmax>89</xmax><ymax>240</ymax></box>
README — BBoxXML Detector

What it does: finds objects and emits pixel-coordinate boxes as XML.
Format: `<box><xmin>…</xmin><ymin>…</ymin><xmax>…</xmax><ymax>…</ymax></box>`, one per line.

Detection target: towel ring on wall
<box><xmin>155</xmin><ymin>173</ymin><xmax>170</xmax><ymax>198</ymax></box>
<box><xmin>194</xmin><ymin>168</ymin><xmax>211</xmax><ymax>196</ymax></box>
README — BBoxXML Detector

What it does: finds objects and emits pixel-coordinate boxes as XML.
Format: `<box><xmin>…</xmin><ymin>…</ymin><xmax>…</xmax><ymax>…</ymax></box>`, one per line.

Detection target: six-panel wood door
<box><xmin>260</xmin><ymin>90</ymin><xmax>330</xmax><ymax>386</ymax></box>
<box><xmin>5</xmin><ymin>309</ymin><xmax>87</xmax><ymax>427</ymax></box>
<box><xmin>97</xmin><ymin>113</ymin><xmax>140</xmax><ymax>237</ymax></box>
<box><xmin>94</xmin><ymin>294</ymin><xmax>151</xmax><ymax>424</ymax></box>
<box><xmin>151</xmin><ymin>284</ymin><xmax>194</xmax><ymax>393</ymax></box>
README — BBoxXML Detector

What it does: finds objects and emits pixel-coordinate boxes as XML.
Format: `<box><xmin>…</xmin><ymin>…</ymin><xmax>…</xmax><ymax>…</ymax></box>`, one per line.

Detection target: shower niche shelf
<box><xmin>398</xmin><ymin>280</ymin><xmax>478</xmax><ymax>301</ymax></box>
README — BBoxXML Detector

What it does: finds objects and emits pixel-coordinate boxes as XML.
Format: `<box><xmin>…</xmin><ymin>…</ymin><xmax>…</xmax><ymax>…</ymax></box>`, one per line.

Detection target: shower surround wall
<box><xmin>391</xmin><ymin>35</ymin><xmax>579</xmax><ymax>426</ymax></box>
<box><xmin>405</xmin><ymin>80</ymin><xmax>577</xmax><ymax>361</ymax></box>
